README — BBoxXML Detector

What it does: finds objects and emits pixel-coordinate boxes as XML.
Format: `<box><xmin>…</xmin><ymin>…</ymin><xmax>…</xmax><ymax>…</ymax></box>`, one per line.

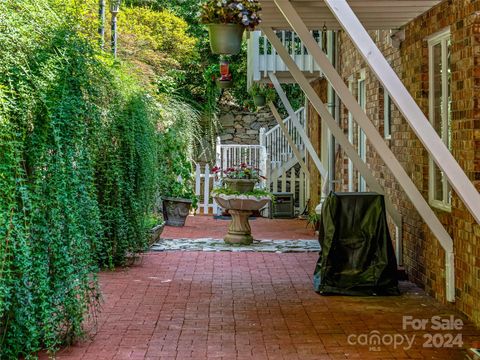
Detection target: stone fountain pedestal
<box><xmin>213</xmin><ymin>194</ymin><xmax>270</xmax><ymax>245</ymax></box>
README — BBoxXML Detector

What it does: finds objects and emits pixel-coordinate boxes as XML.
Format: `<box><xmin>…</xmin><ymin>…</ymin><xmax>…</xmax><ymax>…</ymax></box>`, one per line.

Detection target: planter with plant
<box><xmin>307</xmin><ymin>211</ymin><xmax>321</xmax><ymax>232</ymax></box>
<box><xmin>145</xmin><ymin>213</ymin><xmax>165</xmax><ymax>245</ymax></box>
<box><xmin>158</xmin><ymin>129</ymin><xmax>198</xmax><ymax>227</ymax></box>
<box><xmin>249</xmin><ymin>82</ymin><xmax>276</xmax><ymax>107</ymax></box>
<box><xmin>211</xmin><ymin>168</ymin><xmax>272</xmax><ymax>245</ymax></box>
<box><xmin>200</xmin><ymin>0</ymin><xmax>262</xmax><ymax>55</ymax></box>
<box><xmin>213</xmin><ymin>163</ymin><xmax>265</xmax><ymax>193</ymax></box>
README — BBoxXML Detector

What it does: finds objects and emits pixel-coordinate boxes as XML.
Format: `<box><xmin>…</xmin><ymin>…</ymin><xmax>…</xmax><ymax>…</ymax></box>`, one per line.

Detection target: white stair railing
<box><xmin>261</xmin><ymin>107</ymin><xmax>306</xmax><ymax>175</ymax></box>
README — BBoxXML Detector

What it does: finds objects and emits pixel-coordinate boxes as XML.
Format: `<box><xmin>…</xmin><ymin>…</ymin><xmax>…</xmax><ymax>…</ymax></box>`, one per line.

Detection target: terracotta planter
<box><xmin>162</xmin><ymin>197</ymin><xmax>192</xmax><ymax>227</ymax></box>
<box><xmin>216</xmin><ymin>79</ymin><xmax>233</xmax><ymax>89</ymax></box>
<box><xmin>253</xmin><ymin>95</ymin><xmax>266</xmax><ymax>107</ymax></box>
<box><xmin>207</xmin><ymin>23</ymin><xmax>245</xmax><ymax>55</ymax></box>
<box><xmin>224</xmin><ymin>178</ymin><xmax>257</xmax><ymax>193</ymax></box>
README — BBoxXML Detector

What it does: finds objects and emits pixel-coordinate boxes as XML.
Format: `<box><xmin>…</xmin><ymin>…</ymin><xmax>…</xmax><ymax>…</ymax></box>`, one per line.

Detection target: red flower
<box><xmin>211</xmin><ymin>166</ymin><xmax>220</xmax><ymax>173</ymax></box>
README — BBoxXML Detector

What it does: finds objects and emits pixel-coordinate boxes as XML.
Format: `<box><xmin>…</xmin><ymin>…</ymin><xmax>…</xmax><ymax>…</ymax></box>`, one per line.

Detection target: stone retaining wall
<box><xmin>218</xmin><ymin>103</ymin><xmax>276</xmax><ymax>145</ymax></box>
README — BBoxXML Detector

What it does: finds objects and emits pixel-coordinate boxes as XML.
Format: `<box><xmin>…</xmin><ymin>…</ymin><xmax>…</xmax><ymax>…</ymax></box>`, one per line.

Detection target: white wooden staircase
<box><xmin>215</xmin><ymin>107</ymin><xmax>309</xmax><ymax>216</ymax></box>
<box><xmin>261</xmin><ymin>107</ymin><xmax>308</xmax><ymax>214</ymax></box>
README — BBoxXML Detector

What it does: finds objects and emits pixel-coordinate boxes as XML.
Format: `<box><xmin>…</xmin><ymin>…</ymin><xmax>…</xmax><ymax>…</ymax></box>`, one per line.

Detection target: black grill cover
<box><xmin>313</xmin><ymin>192</ymin><xmax>399</xmax><ymax>296</ymax></box>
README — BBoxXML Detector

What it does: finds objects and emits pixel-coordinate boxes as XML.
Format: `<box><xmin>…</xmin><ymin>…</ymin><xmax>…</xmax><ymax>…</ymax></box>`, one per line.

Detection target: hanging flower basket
<box><xmin>208</xmin><ymin>24</ymin><xmax>244</xmax><ymax>55</ymax></box>
<box><xmin>200</xmin><ymin>0</ymin><xmax>262</xmax><ymax>55</ymax></box>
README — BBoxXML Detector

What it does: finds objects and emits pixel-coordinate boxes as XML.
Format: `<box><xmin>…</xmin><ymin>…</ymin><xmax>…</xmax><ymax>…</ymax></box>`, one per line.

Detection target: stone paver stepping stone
<box><xmin>151</xmin><ymin>238</ymin><xmax>320</xmax><ymax>253</ymax></box>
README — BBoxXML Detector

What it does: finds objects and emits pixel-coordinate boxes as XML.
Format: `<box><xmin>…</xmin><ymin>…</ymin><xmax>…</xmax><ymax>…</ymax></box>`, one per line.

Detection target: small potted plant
<box><xmin>200</xmin><ymin>0</ymin><xmax>262</xmax><ymax>55</ymax></box>
<box><xmin>307</xmin><ymin>212</ymin><xmax>321</xmax><ymax>232</ymax></box>
<box><xmin>249</xmin><ymin>83</ymin><xmax>276</xmax><ymax>108</ymax></box>
<box><xmin>158</xmin><ymin>129</ymin><xmax>198</xmax><ymax>227</ymax></box>
<box><xmin>213</xmin><ymin>163</ymin><xmax>265</xmax><ymax>193</ymax></box>
<box><xmin>145</xmin><ymin>212</ymin><xmax>165</xmax><ymax>245</ymax></box>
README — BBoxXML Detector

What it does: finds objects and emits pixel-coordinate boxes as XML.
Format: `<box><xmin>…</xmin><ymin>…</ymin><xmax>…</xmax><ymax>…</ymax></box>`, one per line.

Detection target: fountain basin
<box><xmin>213</xmin><ymin>194</ymin><xmax>270</xmax><ymax>212</ymax></box>
<box><xmin>213</xmin><ymin>194</ymin><xmax>271</xmax><ymax>245</ymax></box>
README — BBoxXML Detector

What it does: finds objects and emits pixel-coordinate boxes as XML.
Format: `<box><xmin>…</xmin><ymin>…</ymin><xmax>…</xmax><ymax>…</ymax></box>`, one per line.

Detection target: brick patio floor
<box><xmin>43</xmin><ymin>218</ymin><xmax>480</xmax><ymax>360</ymax></box>
<box><xmin>161</xmin><ymin>216</ymin><xmax>317</xmax><ymax>240</ymax></box>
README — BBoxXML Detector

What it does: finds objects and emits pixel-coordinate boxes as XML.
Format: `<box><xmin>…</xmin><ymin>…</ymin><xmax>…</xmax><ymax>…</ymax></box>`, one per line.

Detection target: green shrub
<box><xmin>157</xmin><ymin>99</ymin><xmax>200</xmax><ymax>208</ymax></box>
<box><xmin>0</xmin><ymin>0</ymin><xmax>160</xmax><ymax>356</ymax></box>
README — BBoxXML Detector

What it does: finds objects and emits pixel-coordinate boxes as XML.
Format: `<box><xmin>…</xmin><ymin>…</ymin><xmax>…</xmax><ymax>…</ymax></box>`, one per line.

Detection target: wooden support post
<box><xmin>195</xmin><ymin>164</ymin><xmax>201</xmax><ymax>215</ymax></box>
<box><xmin>204</xmin><ymin>164</ymin><xmax>210</xmax><ymax>215</ymax></box>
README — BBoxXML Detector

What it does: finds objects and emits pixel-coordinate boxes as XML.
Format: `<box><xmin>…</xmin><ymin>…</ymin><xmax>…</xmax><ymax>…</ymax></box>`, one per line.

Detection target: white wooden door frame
<box><xmin>347</xmin><ymin>76</ymin><xmax>355</xmax><ymax>192</ymax></box>
<box><xmin>272</xmin><ymin>0</ymin><xmax>455</xmax><ymax>302</ymax></box>
<box><xmin>357</xmin><ymin>71</ymin><xmax>367</xmax><ymax>191</ymax></box>
<box><xmin>269</xmin><ymin>72</ymin><xmax>327</xmax><ymax>180</ymax></box>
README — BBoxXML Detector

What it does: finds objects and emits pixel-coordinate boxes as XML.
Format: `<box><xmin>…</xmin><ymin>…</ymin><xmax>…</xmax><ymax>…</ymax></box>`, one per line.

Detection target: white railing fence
<box><xmin>270</xmin><ymin>166</ymin><xmax>309</xmax><ymax>216</ymax></box>
<box><xmin>194</xmin><ymin>163</ymin><xmax>218</xmax><ymax>215</ymax></box>
<box><xmin>261</xmin><ymin>107</ymin><xmax>307</xmax><ymax>174</ymax></box>
<box><xmin>215</xmin><ymin>140</ymin><xmax>269</xmax><ymax>188</ymax></box>
<box><xmin>248</xmin><ymin>30</ymin><xmax>324</xmax><ymax>86</ymax></box>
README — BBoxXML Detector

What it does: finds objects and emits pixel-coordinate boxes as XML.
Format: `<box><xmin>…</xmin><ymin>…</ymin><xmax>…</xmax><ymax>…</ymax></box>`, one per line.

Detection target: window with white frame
<box><xmin>384</xmin><ymin>88</ymin><xmax>392</xmax><ymax>140</ymax></box>
<box><xmin>347</xmin><ymin>76</ymin><xmax>354</xmax><ymax>192</ymax></box>
<box><xmin>428</xmin><ymin>28</ymin><xmax>451</xmax><ymax>210</ymax></box>
<box><xmin>357</xmin><ymin>70</ymin><xmax>367</xmax><ymax>192</ymax></box>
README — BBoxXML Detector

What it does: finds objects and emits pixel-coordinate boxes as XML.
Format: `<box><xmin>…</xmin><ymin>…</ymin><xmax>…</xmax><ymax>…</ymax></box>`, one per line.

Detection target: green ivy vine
<box><xmin>0</xmin><ymin>0</ymin><xmax>181</xmax><ymax>357</ymax></box>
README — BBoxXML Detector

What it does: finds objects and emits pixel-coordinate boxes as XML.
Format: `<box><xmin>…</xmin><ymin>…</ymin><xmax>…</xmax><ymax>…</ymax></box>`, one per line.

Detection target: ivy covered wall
<box><xmin>0</xmin><ymin>0</ymin><xmax>194</xmax><ymax>357</ymax></box>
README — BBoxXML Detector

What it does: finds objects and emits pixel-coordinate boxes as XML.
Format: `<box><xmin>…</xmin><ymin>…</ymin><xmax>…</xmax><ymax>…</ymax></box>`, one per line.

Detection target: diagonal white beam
<box><xmin>262</xmin><ymin>27</ymin><xmax>402</xmax><ymax>231</ymax></box>
<box><xmin>269</xmin><ymin>72</ymin><xmax>327</xmax><ymax>180</ymax></box>
<box><xmin>272</xmin><ymin>0</ymin><xmax>455</xmax><ymax>302</ymax></box>
<box><xmin>323</xmin><ymin>0</ymin><xmax>480</xmax><ymax>227</ymax></box>
<box><xmin>268</xmin><ymin>101</ymin><xmax>311</xmax><ymax>179</ymax></box>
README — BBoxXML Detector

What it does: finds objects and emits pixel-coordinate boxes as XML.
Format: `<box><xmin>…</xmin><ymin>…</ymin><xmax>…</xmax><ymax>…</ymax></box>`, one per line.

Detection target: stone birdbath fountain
<box><xmin>212</xmin><ymin>164</ymin><xmax>271</xmax><ymax>245</ymax></box>
<box><xmin>213</xmin><ymin>194</ymin><xmax>270</xmax><ymax>245</ymax></box>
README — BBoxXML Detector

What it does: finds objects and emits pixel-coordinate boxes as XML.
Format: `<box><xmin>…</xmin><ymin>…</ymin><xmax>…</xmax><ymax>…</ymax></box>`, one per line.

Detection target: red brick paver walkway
<box><xmin>49</xmin><ymin>252</ymin><xmax>479</xmax><ymax>360</ymax></box>
<box><xmin>161</xmin><ymin>216</ymin><xmax>317</xmax><ymax>240</ymax></box>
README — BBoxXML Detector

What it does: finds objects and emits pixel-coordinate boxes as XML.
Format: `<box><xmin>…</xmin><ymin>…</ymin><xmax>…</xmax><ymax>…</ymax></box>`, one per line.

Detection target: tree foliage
<box><xmin>118</xmin><ymin>6</ymin><xmax>197</xmax><ymax>74</ymax></box>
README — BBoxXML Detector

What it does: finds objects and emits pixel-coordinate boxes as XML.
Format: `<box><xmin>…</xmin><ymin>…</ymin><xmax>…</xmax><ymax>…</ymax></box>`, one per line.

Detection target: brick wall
<box><xmin>322</xmin><ymin>0</ymin><xmax>480</xmax><ymax>325</ymax></box>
